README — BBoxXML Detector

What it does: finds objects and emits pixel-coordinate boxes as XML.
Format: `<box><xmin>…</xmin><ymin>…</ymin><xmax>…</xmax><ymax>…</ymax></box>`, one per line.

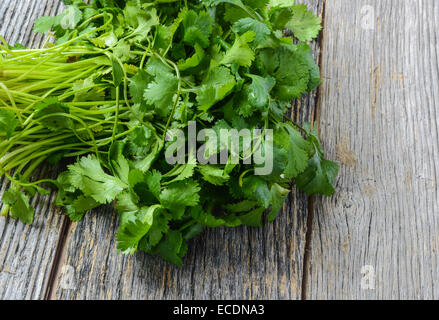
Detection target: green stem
<box><xmin>160</xmin><ymin>56</ymin><xmax>182</xmax><ymax>140</ymax></box>
<box><xmin>112</xmin><ymin>86</ymin><xmax>120</xmax><ymax>142</ymax></box>
<box><xmin>22</xmin><ymin>157</ymin><xmax>46</xmax><ymax>180</ymax></box>
<box><xmin>5</xmin><ymin>13</ymin><xmax>113</xmax><ymax>63</ymax></box>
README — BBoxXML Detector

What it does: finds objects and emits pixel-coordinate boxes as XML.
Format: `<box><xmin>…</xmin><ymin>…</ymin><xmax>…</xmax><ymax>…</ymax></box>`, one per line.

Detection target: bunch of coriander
<box><xmin>0</xmin><ymin>0</ymin><xmax>338</xmax><ymax>265</ymax></box>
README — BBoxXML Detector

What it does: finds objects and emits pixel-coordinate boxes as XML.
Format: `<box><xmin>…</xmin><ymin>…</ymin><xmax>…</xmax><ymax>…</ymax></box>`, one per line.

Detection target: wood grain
<box><xmin>52</xmin><ymin>0</ymin><xmax>324</xmax><ymax>300</ymax></box>
<box><xmin>305</xmin><ymin>0</ymin><xmax>439</xmax><ymax>299</ymax></box>
<box><xmin>0</xmin><ymin>0</ymin><xmax>65</xmax><ymax>300</ymax></box>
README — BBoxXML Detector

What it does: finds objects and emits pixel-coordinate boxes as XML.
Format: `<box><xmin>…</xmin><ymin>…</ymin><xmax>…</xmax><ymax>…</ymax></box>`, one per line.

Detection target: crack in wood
<box><xmin>301</xmin><ymin>0</ymin><xmax>327</xmax><ymax>300</ymax></box>
<box><xmin>44</xmin><ymin>218</ymin><xmax>72</xmax><ymax>300</ymax></box>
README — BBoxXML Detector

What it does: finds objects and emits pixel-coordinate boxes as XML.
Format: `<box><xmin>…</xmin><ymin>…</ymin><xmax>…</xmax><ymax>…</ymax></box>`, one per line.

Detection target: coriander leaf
<box><xmin>144</xmin><ymin>71</ymin><xmax>178</xmax><ymax>117</ymax></box>
<box><xmin>198</xmin><ymin>165</ymin><xmax>230</xmax><ymax>186</ymax></box>
<box><xmin>274</xmin><ymin>45</ymin><xmax>310</xmax><ymax>99</ymax></box>
<box><xmin>34</xmin><ymin>16</ymin><xmax>56</xmax><ymax>33</ymax></box>
<box><xmin>211</xmin><ymin>119</ymin><xmax>234</xmax><ymax>154</ymax></box>
<box><xmin>34</xmin><ymin>4</ymin><xmax>82</xmax><ymax>33</ymax></box>
<box><xmin>183</xmin><ymin>224</ymin><xmax>204</xmax><ymax>241</ymax></box>
<box><xmin>203</xmin><ymin>0</ymin><xmax>245</xmax><ymax>7</ymax></box>
<box><xmin>269</xmin><ymin>7</ymin><xmax>294</xmax><ymax>30</ymax></box>
<box><xmin>67</xmin><ymin>154</ymin><xmax>127</xmax><ymax>204</ymax></box>
<box><xmin>286</xmin><ymin>4</ymin><xmax>322</xmax><ymax>42</ymax></box>
<box><xmin>2</xmin><ymin>189</ymin><xmax>34</xmax><ymax>224</ymax></box>
<box><xmin>117</xmin><ymin>205</ymin><xmax>160</xmax><ymax>254</ymax></box>
<box><xmin>239</xmin><ymin>206</ymin><xmax>265</xmax><ymax>227</ymax></box>
<box><xmin>178</xmin><ymin>44</ymin><xmax>205</xmax><ymax>71</ymax></box>
<box><xmin>242</xmin><ymin>176</ymin><xmax>271</xmax><ymax>208</ymax></box>
<box><xmin>183</xmin><ymin>10</ymin><xmax>214</xmax><ymax>48</ymax></box>
<box><xmin>224</xmin><ymin>200</ymin><xmax>258</xmax><ymax>212</ymax></box>
<box><xmin>269</xmin><ymin>0</ymin><xmax>293</xmax><ymax>8</ymax></box>
<box><xmin>259</xmin><ymin>44</ymin><xmax>313</xmax><ymax>101</ymax></box>
<box><xmin>285</xmin><ymin>127</ymin><xmax>310</xmax><ymax>178</ymax></box>
<box><xmin>34</xmin><ymin>98</ymin><xmax>73</xmax><ymax>131</ymax></box>
<box><xmin>190</xmin><ymin>206</ymin><xmax>228</xmax><ymax>227</ymax></box>
<box><xmin>267</xmin><ymin>183</ymin><xmax>290</xmax><ymax>222</ymax></box>
<box><xmin>0</xmin><ymin>109</ymin><xmax>19</xmax><ymax>139</ymax></box>
<box><xmin>246</xmin><ymin>74</ymin><xmax>276</xmax><ymax>109</ymax></box>
<box><xmin>224</xmin><ymin>5</ymin><xmax>248</xmax><ymax>23</ymax></box>
<box><xmin>295</xmin><ymin>151</ymin><xmax>339</xmax><ymax>196</ymax></box>
<box><xmin>128</xmin><ymin>169</ymin><xmax>162</xmax><ymax>201</ymax></box>
<box><xmin>297</xmin><ymin>43</ymin><xmax>322</xmax><ymax>91</ymax></box>
<box><xmin>190</xmin><ymin>206</ymin><xmax>241</xmax><ymax>228</ymax></box>
<box><xmin>129</xmin><ymin>69</ymin><xmax>153</xmax><ymax>107</ymax></box>
<box><xmin>276</xmin><ymin>124</ymin><xmax>310</xmax><ymax>178</ymax></box>
<box><xmin>196</xmin><ymin>67</ymin><xmax>236</xmax><ymax>111</ymax></box>
<box><xmin>154</xmin><ymin>8</ymin><xmax>185</xmax><ymax>51</ymax></box>
<box><xmin>132</xmin><ymin>133</ymin><xmax>164</xmax><ymax>172</ymax></box>
<box><xmin>159</xmin><ymin>179</ymin><xmax>200</xmax><ymax>219</ymax></box>
<box><xmin>145</xmin><ymin>56</ymin><xmax>171</xmax><ymax>76</ymax></box>
<box><xmin>124</xmin><ymin>4</ymin><xmax>159</xmax><ymax>41</ymax></box>
<box><xmin>66</xmin><ymin>195</ymin><xmax>100</xmax><ymax>222</ymax></box>
<box><xmin>82</xmin><ymin>6</ymin><xmax>98</xmax><ymax>20</ymax></box>
<box><xmin>145</xmin><ymin>209</ymin><xmax>171</xmax><ymax>248</ymax></box>
<box><xmin>154</xmin><ymin>230</ymin><xmax>185</xmax><ymax>266</ymax></box>
<box><xmin>221</xmin><ymin>31</ymin><xmax>256</xmax><ymax>67</ymax></box>
<box><xmin>59</xmin><ymin>5</ymin><xmax>83</xmax><ymax>30</ymax></box>
<box><xmin>10</xmin><ymin>43</ymin><xmax>27</xmax><ymax>50</ymax></box>
<box><xmin>144</xmin><ymin>171</ymin><xmax>163</xmax><ymax>199</ymax></box>
<box><xmin>72</xmin><ymin>78</ymin><xmax>105</xmax><ymax>102</ymax></box>
<box><xmin>234</xmin><ymin>89</ymin><xmax>254</xmax><ymax>117</ymax></box>
<box><xmin>295</xmin><ymin>124</ymin><xmax>339</xmax><ymax>196</ymax></box>
<box><xmin>102</xmin><ymin>32</ymin><xmax>118</xmax><ymax>48</ymax></box>
<box><xmin>115</xmin><ymin>191</ymin><xmax>139</xmax><ymax>215</ymax></box>
<box><xmin>233</xmin><ymin>18</ymin><xmax>271</xmax><ymax>46</ymax></box>
<box><xmin>165</xmin><ymin>151</ymin><xmax>197</xmax><ymax>184</ymax></box>
<box><xmin>244</xmin><ymin>0</ymin><xmax>268</xmax><ymax>8</ymax></box>
<box><xmin>109</xmin><ymin>141</ymin><xmax>130</xmax><ymax>183</ymax></box>
<box><xmin>111</xmin><ymin>58</ymin><xmax>124</xmax><ymax>87</ymax></box>
<box><xmin>125</xmin><ymin>125</ymin><xmax>154</xmax><ymax>157</ymax></box>
<box><xmin>113</xmin><ymin>39</ymin><xmax>134</xmax><ymax>62</ymax></box>
<box><xmin>257</xmin><ymin>47</ymin><xmax>279</xmax><ymax>75</ymax></box>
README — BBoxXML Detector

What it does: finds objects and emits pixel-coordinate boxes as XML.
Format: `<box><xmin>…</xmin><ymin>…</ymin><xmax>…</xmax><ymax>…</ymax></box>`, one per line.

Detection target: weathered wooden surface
<box><xmin>0</xmin><ymin>0</ymin><xmax>322</xmax><ymax>300</ymax></box>
<box><xmin>0</xmin><ymin>0</ymin><xmax>65</xmax><ymax>300</ymax></box>
<box><xmin>306</xmin><ymin>0</ymin><xmax>439</xmax><ymax>299</ymax></box>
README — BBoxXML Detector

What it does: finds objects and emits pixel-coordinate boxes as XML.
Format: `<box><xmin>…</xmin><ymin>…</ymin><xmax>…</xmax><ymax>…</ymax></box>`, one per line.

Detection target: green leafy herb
<box><xmin>0</xmin><ymin>0</ymin><xmax>338</xmax><ymax>266</ymax></box>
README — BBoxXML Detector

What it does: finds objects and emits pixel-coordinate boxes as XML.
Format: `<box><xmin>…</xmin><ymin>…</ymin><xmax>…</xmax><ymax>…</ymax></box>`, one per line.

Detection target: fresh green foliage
<box><xmin>0</xmin><ymin>109</ymin><xmax>18</xmax><ymax>139</ymax></box>
<box><xmin>2</xmin><ymin>189</ymin><xmax>35</xmax><ymax>224</ymax></box>
<box><xmin>0</xmin><ymin>0</ymin><xmax>338</xmax><ymax>265</ymax></box>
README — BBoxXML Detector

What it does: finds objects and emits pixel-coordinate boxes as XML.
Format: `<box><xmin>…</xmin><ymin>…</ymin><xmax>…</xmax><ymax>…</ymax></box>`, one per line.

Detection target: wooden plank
<box><xmin>0</xmin><ymin>0</ymin><xmax>65</xmax><ymax>300</ymax></box>
<box><xmin>52</xmin><ymin>0</ymin><xmax>324</xmax><ymax>300</ymax></box>
<box><xmin>305</xmin><ymin>0</ymin><xmax>439</xmax><ymax>299</ymax></box>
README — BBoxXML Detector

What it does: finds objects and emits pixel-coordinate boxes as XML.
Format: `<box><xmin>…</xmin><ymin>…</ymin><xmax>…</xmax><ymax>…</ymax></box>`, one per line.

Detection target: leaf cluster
<box><xmin>0</xmin><ymin>0</ymin><xmax>338</xmax><ymax>265</ymax></box>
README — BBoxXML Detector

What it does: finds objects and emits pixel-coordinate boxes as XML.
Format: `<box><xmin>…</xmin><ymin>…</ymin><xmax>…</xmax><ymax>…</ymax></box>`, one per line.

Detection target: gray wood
<box><xmin>0</xmin><ymin>0</ymin><xmax>66</xmax><ymax>300</ymax></box>
<box><xmin>305</xmin><ymin>0</ymin><xmax>439</xmax><ymax>299</ymax></box>
<box><xmin>52</xmin><ymin>0</ymin><xmax>324</xmax><ymax>300</ymax></box>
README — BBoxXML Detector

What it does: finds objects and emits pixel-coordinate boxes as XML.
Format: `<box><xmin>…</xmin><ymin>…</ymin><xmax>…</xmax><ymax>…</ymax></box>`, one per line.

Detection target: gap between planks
<box><xmin>44</xmin><ymin>218</ymin><xmax>73</xmax><ymax>300</ymax></box>
<box><xmin>301</xmin><ymin>0</ymin><xmax>327</xmax><ymax>300</ymax></box>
